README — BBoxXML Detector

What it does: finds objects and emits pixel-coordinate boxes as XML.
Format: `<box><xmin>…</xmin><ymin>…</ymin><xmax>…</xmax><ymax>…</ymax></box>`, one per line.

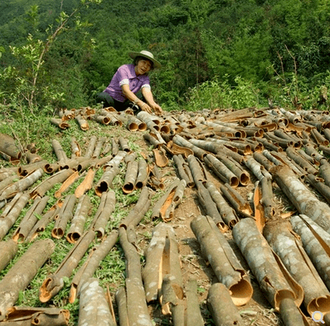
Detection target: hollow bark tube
<box><xmin>185</xmin><ymin>279</ymin><xmax>204</xmax><ymax>326</ymax></box>
<box><xmin>207</xmin><ymin>283</ymin><xmax>245</xmax><ymax>326</ymax></box>
<box><xmin>191</xmin><ymin>215</ymin><xmax>252</xmax><ymax>306</ymax></box>
<box><xmin>232</xmin><ymin>218</ymin><xmax>304</xmax><ymax>311</ymax></box>
<box><xmin>122</xmin><ymin>161</ymin><xmax>138</xmax><ymax>194</ymax></box>
<box><xmin>0</xmin><ymin>239</ymin><xmax>55</xmax><ymax>319</ymax></box>
<box><xmin>95</xmin><ymin>166</ymin><xmax>120</xmax><ymax>197</ymax></box>
<box><xmin>173</xmin><ymin>155</ymin><xmax>194</xmax><ymax>187</ymax></box>
<box><xmin>272</xmin><ymin>164</ymin><xmax>330</xmax><ymax>232</ymax></box>
<box><xmin>0</xmin><ymin>239</ymin><xmax>18</xmax><ymax>273</ymax></box>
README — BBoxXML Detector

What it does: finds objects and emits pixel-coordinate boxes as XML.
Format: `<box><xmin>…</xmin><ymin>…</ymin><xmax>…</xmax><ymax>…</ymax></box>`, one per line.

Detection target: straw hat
<box><xmin>128</xmin><ymin>50</ymin><xmax>161</xmax><ymax>69</ymax></box>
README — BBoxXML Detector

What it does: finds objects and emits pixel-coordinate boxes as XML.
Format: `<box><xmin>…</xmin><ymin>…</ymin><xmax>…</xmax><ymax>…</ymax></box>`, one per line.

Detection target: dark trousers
<box><xmin>96</xmin><ymin>91</ymin><xmax>144</xmax><ymax>111</ymax></box>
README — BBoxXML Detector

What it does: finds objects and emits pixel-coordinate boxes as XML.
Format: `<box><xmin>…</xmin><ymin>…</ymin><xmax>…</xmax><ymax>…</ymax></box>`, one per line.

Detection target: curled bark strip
<box><xmin>67</xmin><ymin>195</ymin><xmax>91</xmax><ymax>244</ymax></box>
<box><xmin>286</xmin><ymin>147</ymin><xmax>318</xmax><ymax>175</ymax></box>
<box><xmin>95</xmin><ymin>166</ymin><xmax>120</xmax><ymax>197</ymax></box>
<box><xmin>70</xmin><ymin>137</ymin><xmax>81</xmax><ymax>158</ymax></box>
<box><xmin>50</xmin><ymin>118</ymin><xmax>70</xmax><ymax>130</ymax></box>
<box><xmin>3</xmin><ymin>307</ymin><xmax>70</xmax><ymax>326</ymax></box>
<box><xmin>185</xmin><ymin>279</ymin><xmax>204</xmax><ymax>326</ymax></box>
<box><xmin>122</xmin><ymin>161</ymin><xmax>138</xmax><ymax>193</ymax></box>
<box><xmin>75</xmin><ymin>168</ymin><xmax>95</xmax><ymax>198</ymax></box>
<box><xmin>151</xmin><ymin>178</ymin><xmax>186</xmax><ymax>222</ymax></box>
<box><xmin>306</xmin><ymin>174</ymin><xmax>330</xmax><ymax>205</ymax></box>
<box><xmin>245</xmin><ymin>157</ymin><xmax>272</xmax><ymax>181</ymax></box>
<box><xmin>0</xmin><ymin>170</ymin><xmax>17</xmax><ymax>183</ymax></box>
<box><xmin>0</xmin><ymin>239</ymin><xmax>55</xmax><ymax>319</ymax></box>
<box><xmin>166</xmin><ymin>141</ymin><xmax>194</xmax><ymax>158</ymax></box>
<box><xmin>191</xmin><ymin>215</ymin><xmax>252</xmax><ymax>305</ymax></box>
<box><xmin>18</xmin><ymin>160</ymin><xmax>48</xmax><ymax>177</ymax></box>
<box><xmin>0</xmin><ymin>239</ymin><xmax>18</xmax><ymax>273</ymax></box>
<box><xmin>311</xmin><ymin>128</ymin><xmax>329</xmax><ymax>146</ymax></box>
<box><xmin>232</xmin><ymin>218</ymin><xmax>304</xmax><ymax>311</ymax></box>
<box><xmin>271</xmin><ymin>151</ymin><xmax>306</xmax><ymax>177</ymax></box>
<box><xmin>52</xmin><ymin>194</ymin><xmax>76</xmax><ymax>239</ymax></box>
<box><xmin>260</xmin><ymin>176</ymin><xmax>276</xmax><ymax>218</ymax></box>
<box><xmin>54</xmin><ymin>170</ymin><xmax>80</xmax><ymax>199</ymax></box>
<box><xmin>12</xmin><ymin>196</ymin><xmax>49</xmax><ymax>243</ymax></box>
<box><xmin>103</xmin><ymin>151</ymin><xmax>126</xmax><ymax>170</ymax></box>
<box><xmin>187</xmin><ymin>154</ymin><xmax>207</xmax><ymax>183</ymax></box>
<box><xmin>30</xmin><ymin>168</ymin><xmax>74</xmax><ymax>199</ymax></box>
<box><xmin>115</xmin><ymin>288</ymin><xmax>129</xmax><ymax>326</ymax></box>
<box><xmin>319</xmin><ymin>159</ymin><xmax>330</xmax><ymax>187</ymax></box>
<box><xmin>69</xmin><ymin>230</ymin><xmax>118</xmax><ymax>302</ymax></box>
<box><xmin>120</xmin><ymin>187</ymin><xmax>151</xmax><ymax>228</ymax></box>
<box><xmin>118</xmin><ymin>137</ymin><xmax>130</xmax><ymax>152</ymax></box>
<box><xmin>189</xmin><ymin>138</ymin><xmax>224</xmax><ymax>155</ymax></box>
<box><xmin>0</xmin><ymin>168</ymin><xmax>43</xmax><ymax>201</ymax></box>
<box><xmin>0</xmin><ymin>133</ymin><xmax>21</xmax><ymax>163</ymax></box>
<box><xmin>39</xmin><ymin>230</ymin><xmax>95</xmax><ymax>303</ymax></box>
<box><xmin>291</xmin><ymin>214</ymin><xmax>330</xmax><ymax>291</ymax></box>
<box><xmin>75</xmin><ymin>115</ymin><xmax>89</xmax><ymax>131</ymax></box>
<box><xmin>0</xmin><ymin>193</ymin><xmax>30</xmax><ymax>241</ymax></box>
<box><xmin>0</xmin><ymin>175</ymin><xmax>18</xmax><ymax>194</ymax></box>
<box><xmin>173</xmin><ymin>155</ymin><xmax>194</xmax><ymax>187</ymax></box>
<box><xmin>52</xmin><ymin>139</ymin><xmax>68</xmax><ymax>163</ymax></box>
<box><xmin>153</xmin><ymin>146</ymin><xmax>169</xmax><ymax>167</ymax></box>
<box><xmin>43</xmin><ymin>162</ymin><xmax>60</xmax><ymax>174</ymax></box>
<box><xmin>83</xmin><ymin>136</ymin><xmax>97</xmax><ymax>159</ymax></box>
<box><xmin>264</xmin><ymin>220</ymin><xmax>330</xmax><ymax>316</ymax></box>
<box><xmin>172</xmin><ymin>135</ymin><xmax>207</xmax><ymax>160</ymax></box>
<box><xmin>92</xmin><ymin>191</ymin><xmax>116</xmax><ymax>239</ymax></box>
<box><xmin>220</xmin><ymin>183</ymin><xmax>253</xmax><ymax>218</ymax></box>
<box><xmin>272</xmin><ymin>164</ymin><xmax>330</xmax><ymax>232</ymax></box>
<box><xmin>204</xmin><ymin>154</ymin><xmax>239</xmax><ymax>188</ymax></box>
<box><xmin>135</xmin><ymin>158</ymin><xmax>149</xmax><ymax>189</ymax></box>
<box><xmin>25</xmin><ymin>151</ymin><xmax>41</xmax><ymax>164</ymax></box>
<box><xmin>205</xmin><ymin>181</ymin><xmax>239</xmax><ymax>228</ymax></box>
<box><xmin>143</xmin><ymin>133</ymin><xmax>162</xmax><ymax>148</ymax></box>
<box><xmin>279</xmin><ymin>298</ymin><xmax>310</xmax><ymax>326</ymax></box>
<box><xmin>78</xmin><ymin>278</ymin><xmax>115</xmax><ymax>326</ymax></box>
<box><xmin>207</xmin><ymin>283</ymin><xmax>245</xmax><ymax>326</ymax></box>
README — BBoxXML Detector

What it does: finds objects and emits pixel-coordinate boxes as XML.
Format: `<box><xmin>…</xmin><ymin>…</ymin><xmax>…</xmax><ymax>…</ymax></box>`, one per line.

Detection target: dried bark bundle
<box><xmin>0</xmin><ymin>239</ymin><xmax>18</xmax><ymax>273</ymax></box>
<box><xmin>151</xmin><ymin>178</ymin><xmax>186</xmax><ymax>222</ymax></box>
<box><xmin>52</xmin><ymin>194</ymin><xmax>76</xmax><ymax>239</ymax></box>
<box><xmin>91</xmin><ymin>190</ymin><xmax>116</xmax><ymax>239</ymax></box>
<box><xmin>120</xmin><ymin>187</ymin><xmax>151</xmax><ymax>228</ymax></box>
<box><xmin>207</xmin><ymin>283</ymin><xmax>244</xmax><ymax>326</ymax></box>
<box><xmin>264</xmin><ymin>219</ymin><xmax>330</xmax><ymax>316</ymax></box>
<box><xmin>30</xmin><ymin>168</ymin><xmax>75</xmax><ymax>199</ymax></box>
<box><xmin>2</xmin><ymin>306</ymin><xmax>70</xmax><ymax>326</ymax></box>
<box><xmin>12</xmin><ymin>196</ymin><xmax>49</xmax><ymax>243</ymax></box>
<box><xmin>39</xmin><ymin>230</ymin><xmax>95</xmax><ymax>303</ymax></box>
<box><xmin>66</xmin><ymin>195</ymin><xmax>91</xmax><ymax>244</ymax></box>
<box><xmin>0</xmin><ymin>133</ymin><xmax>21</xmax><ymax>164</ymax></box>
<box><xmin>69</xmin><ymin>230</ymin><xmax>118</xmax><ymax>302</ymax></box>
<box><xmin>0</xmin><ymin>168</ymin><xmax>43</xmax><ymax>201</ymax></box>
<box><xmin>272</xmin><ymin>164</ymin><xmax>330</xmax><ymax>232</ymax></box>
<box><xmin>0</xmin><ymin>239</ymin><xmax>55</xmax><ymax>319</ymax></box>
<box><xmin>78</xmin><ymin>278</ymin><xmax>115</xmax><ymax>326</ymax></box>
<box><xmin>191</xmin><ymin>215</ymin><xmax>252</xmax><ymax>305</ymax></box>
<box><xmin>232</xmin><ymin>218</ymin><xmax>304</xmax><ymax>311</ymax></box>
<box><xmin>0</xmin><ymin>193</ymin><xmax>30</xmax><ymax>241</ymax></box>
<box><xmin>118</xmin><ymin>227</ymin><xmax>152</xmax><ymax>326</ymax></box>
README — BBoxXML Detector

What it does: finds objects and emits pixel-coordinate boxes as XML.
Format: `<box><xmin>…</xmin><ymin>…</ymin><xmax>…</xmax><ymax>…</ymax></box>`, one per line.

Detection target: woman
<box><xmin>97</xmin><ymin>50</ymin><xmax>163</xmax><ymax>115</ymax></box>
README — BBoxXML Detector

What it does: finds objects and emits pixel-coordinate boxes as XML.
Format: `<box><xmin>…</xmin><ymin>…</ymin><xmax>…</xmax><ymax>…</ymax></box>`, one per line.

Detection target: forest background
<box><xmin>0</xmin><ymin>0</ymin><xmax>330</xmax><ymax>113</ymax></box>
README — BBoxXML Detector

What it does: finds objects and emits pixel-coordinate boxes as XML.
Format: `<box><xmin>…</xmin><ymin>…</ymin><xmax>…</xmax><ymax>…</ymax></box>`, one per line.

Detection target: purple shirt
<box><xmin>104</xmin><ymin>64</ymin><xmax>150</xmax><ymax>102</ymax></box>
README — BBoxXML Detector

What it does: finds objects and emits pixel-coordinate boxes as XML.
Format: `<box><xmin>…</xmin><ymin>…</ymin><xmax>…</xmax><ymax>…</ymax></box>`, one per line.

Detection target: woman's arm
<box><xmin>121</xmin><ymin>84</ymin><xmax>153</xmax><ymax>114</ymax></box>
<box><xmin>141</xmin><ymin>87</ymin><xmax>163</xmax><ymax>115</ymax></box>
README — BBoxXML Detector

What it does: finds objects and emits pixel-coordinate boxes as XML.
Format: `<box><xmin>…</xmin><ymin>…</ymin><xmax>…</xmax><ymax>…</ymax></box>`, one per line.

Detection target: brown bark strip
<box><xmin>172</xmin><ymin>135</ymin><xmax>207</xmax><ymax>160</ymax></box>
<box><xmin>75</xmin><ymin>115</ymin><xmax>89</xmax><ymax>131</ymax></box>
<box><xmin>52</xmin><ymin>194</ymin><xmax>76</xmax><ymax>239</ymax></box>
<box><xmin>166</xmin><ymin>140</ymin><xmax>194</xmax><ymax>158</ymax></box>
<box><xmin>207</xmin><ymin>283</ymin><xmax>245</xmax><ymax>326</ymax></box>
<box><xmin>185</xmin><ymin>279</ymin><xmax>204</xmax><ymax>326</ymax></box>
<box><xmin>191</xmin><ymin>215</ymin><xmax>252</xmax><ymax>305</ymax></box>
<box><xmin>70</xmin><ymin>137</ymin><xmax>81</xmax><ymax>158</ymax></box>
<box><xmin>0</xmin><ymin>133</ymin><xmax>21</xmax><ymax>163</ymax></box>
<box><xmin>92</xmin><ymin>137</ymin><xmax>106</xmax><ymax>158</ymax></box>
<box><xmin>91</xmin><ymin>191</ymin><xmax>116</xmax><ymax>239</ymax></box>
<box><xmin>18</xmin><ymin>160</ymin><xmax>48</xmax><ymax>177</ymax></box>
<box><xmin>30</xmin><ymin>168</ymin><xmax>74</xmax><ymax>199</ymax></box>
<box><xmin>78</xmin><ymin>278</ymin><xmax>115</xmax><ymax>326</ymax></box>
<box><xmin>135</xmin><ymin>158</ymin><xmax>149</xmax><ymax>189</ymax></box>
<box><xmin>122</xmin><ymin>160</ymin><xmax>138</xmax><ymax>193</ymax></box>
<box><xmin>173</xmin><ymin>155</ymin><xmax>194</xmax><ymax>187</ymax></box>
<box><xmin>232</xmin><ymin>218</ymin><xmax>304</xmax><ymax>311</ymax></box>
<box><xmin>0</xmin><ymin>193</ymin><xmax>30</xmax><ymax>241</ymax></box>
<box><xmin>153</xmin><ymin>146</ymin><xmax>169</xmax><ymax>167</ymax></box>
<box><xmin>95</xmin><ymin>166</ymin><xmax>119</xmax><ymax>197</ymax></box>
<box><xmin>0</xmin><ymin>239</ymin><xmax>55</xmax><ymax>319</ymax></box>
<box><xmin>12</xmin><ymin>196</ymin><xmax>49</xmax><ymax>243</ymax></box>
<box><xmin>50</xmin><ymin>118</ymin><xmax>70</xmax><ymax>130</ymax></box>
<box><xmin>74</xmin><ymin>168</ymin><xmax>95</xmax><ymax>198</ymax></box>
<box><xmin>0</xmin><ymin>168</ymin><xmax>43</xmax><ymax>201</ymax></box>
<box><xmin>306</xmin><ymin>174</ymin><xmax>330</xmax><ymax>205</ymax></box>
<box><xmin>39</xmin><ymin>229</ymin><xmax>95</xmax><ymax>303</ymax></box>
<box><xmin>0</xmin><ymin>239</ymin><xmax>18</xmax><ymax>273</ymax></box>
<box><xmin>54</xmin><ymin>170</ymin><xmax>80</xmax><ymax>198</ymax></box>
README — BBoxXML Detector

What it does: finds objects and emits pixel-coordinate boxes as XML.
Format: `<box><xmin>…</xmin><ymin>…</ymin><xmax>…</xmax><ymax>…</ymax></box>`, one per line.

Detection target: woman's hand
<box><xmin>151</xmin><ymin>103</ymin><xmax>163</xmax><ymax>115</ymax></box>
<box><xmin>139</xmin><ymin>101</ymin><xmax>152</xmax><ymax>114</ymax></box>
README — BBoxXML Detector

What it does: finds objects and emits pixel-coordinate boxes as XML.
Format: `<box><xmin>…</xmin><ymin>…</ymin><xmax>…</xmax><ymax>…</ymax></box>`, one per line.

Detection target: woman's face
<box><xmin>135</xmin><ymin>58</ymin><xmax>152</xmax><ymax>76</ymax></box>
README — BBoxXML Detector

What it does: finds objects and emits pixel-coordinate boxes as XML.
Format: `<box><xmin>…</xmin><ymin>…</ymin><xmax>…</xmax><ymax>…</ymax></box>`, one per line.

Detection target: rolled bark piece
<box><xmin>0</xmin><ymin>133</ymin><xmax>21</xmax><ymax>163</ymax></box>
<box><xmin>18</xmin><ymin>160</ymin><xmax>48</xmax><ymax>177</ymax></box>
<box><xmin>67</xmin><ymin>195</ymin><xmax>91</xmax><ymax>244</ymax></box>
<box><xmin>43</xmin><ymin>162</ymin><xmax>60</xmax><ymax>174</ymax></box>
<box><xmin>30</xmin><ymin>168</ymin><xmax>75</xmax><ymax>199</ymax></box>
<box><xmin>319</xmin><ymin>159</ymin><xmax>330</xmax><ymax>188</ymax></box>
<box><xmin>70</xmin><ymin>230</ymin><xmax>118</xmax><ymax>302</ymax></box>
<box><xmin>39</xmin><ymin>229</ymin><xmax>95</xmax><ymax>303</ymax></box>
<box><xmin>172</xmin><ymin>135</ymin><xmax>207</xmax><ymax>160</ymax></box>
<box><xmin>0</xmin><ymin>168</ymin><xmax>43</xmax><ymax>201</ymax></box>
<box><xmin>12</xmin><ymin>196</ymin><xmax>49</xmax><ymax>243</ymax></box>
<box><xmin>0</xmin><ymin>239</ymin><xmax>18</xmax><ymax>273</ymax></box>
<box><xmin>78</xmin><ymin>278</ymin><xmax>115</xmax><ymax>326</ymax></box>
<box><xmin>173</xmin><ymin>155</ymin><xmax>194</xmax><ymax>187</ymax></box>
<box><xmin>95</xmin><ymin>166</ymin><xmax>120</xmax><ymax>197</ymax></box>
<box><xmin>75</xmin><ymin>115</ymin><xmax>89</xmax><ymax>131</ymax></box>
<box><xmin>84</xmin><ymin>136</ymin><xmax>97</xmax><ymax>158</ymax></box>
<box><xmin>204</xmin><ymin>181</ymin><xmax>239</xmax><ymax>227</ymax></box>
<box><xmin>71</xmin><ymin>137</ymin><xmax>81</xmax><ymax>158</ymax></box>
<box><xmin>0</xmin><ymin>175</ymin><xmax>19</xmax><ymax>194</ymax></box>
<box><xmin>0</xmin><ymin>193</ymin><xmax>30</xmax><ymax>241</ymax></box>
<box><xmin>135</xmin><ymin>158</ymin><xmax>149</xmax><ymax>189</ymax></box>
<box><xmin>151</xmin><ymin>178</ymin><xmax>186</xmax><ymax>222</ymax></box>
<box><xmin>54</xmin><ymin>170</ymin><xmax>80</xmax><ymax>198</ymax></box>
<box><xmin>103</xmin><ymin>151</ymin><xmax>126</xmax><ymax>170</ymax></box>
<box><xmin>260</xmin><ymin>176</ymin><xmax>276</xmax><ymax>218</ymax></box>
<box><xmin>232</xmin><ymin>218</ymin><xmax>304</xmax><ymax>311</ymax></box>
<box><xmin>286</xmin><ymin>147</ymin><xmax>318</xmax><ymax>175</ymax></box>
<box><xmin>279</xmin><ymin>298</ymin><xmax>309</xmax><ymax>326</ymax></box>
<box><xmin>50</xmin><ymin>117</ymin><xmax>70</xmax><ymax>130</ymax></box>
<box><xmin>0</xmin><ymin>170</ymin><xmax>17</xmax><ymax>183</ymax></box>
<box><xmin>166</xmin><ymin>140</ymin><xmax>194</xmax><ymax>158</ymax></box>
<box><xmin>306</xmin><ymin>174</ymin><xmax>330</xmax><ymax>205</ymax></box>
<box><xmin>115</xmin><ymin>287</ymin><xmax>129</xmax><ymax>326</ymax></box>
<box><xmin>118</xmin><ymin>137</ymin><xmax>130</xmax><ymax>152</ymax></box>
<box><xmin>52</xmin><ymin>194</ymin><xmax>76</xmax><ymax>239</ymax></box>
<box><xmin>153</xmin><ymin>146</ymin><xmax>169</xmax><ymax>167</ymax></box>
<box><xmin>185</xmin><ymin>279</ymin><xmax>204</xmax><ymax>326</ymax></box>
<box><xmin>122</xmin><ymin>160</ymin><xmax>138</xmax><ymax>194</ymax></box>
<box><xmin>91</xmin><ymin>191</ymin><xmax>116</xmax><ymax>239</ymax></box>
<box><xmin>92</xmin><ymin>137</ymin><xmax>106</xmax><ymax>158</ymax></box>
<box><xmin>264</xmin><ymin>219</ymin><xmax>330</xmax><ymax>316</ymax></box>
<box><xmin>191</xmin><ymin>215</ymin><xmax>252</xmax><ymax>305</ymax></box>
<box><xmin>204</xmin><ymin>154</ymin><xmax>239</xmax><ymax>188</ymax></box>
<box><xmin>2</xmin><ymin>306</ymin><xmax>70</xmax><ymax>326</ymax></box>
<box><xmin>272</xmin><ymin>164</ymin><xmax>330</xmax><ymax>232</ymax></box>
<box><xmin>75</xmin><ymin>168</ymin><xmax>95</xmax><ymax>198</ymax></box>
<box><xmin>52</xmin><ymin>139</ymin><xmax>68</xmax><ymax>164</ymax></box>
<box><xmin>245</xmin><ymin>157</ymin><xmax>272</xmax><ymax>181</ymax></box>
<box><xmin>0</xmin><ymin>239</ymin><xmax>55</xmax><ymax>319</ymax></box>
<box><xmin>120</xmin><ymin>187</ymin><xmax>151</xmax><ymax>228</ymax></box>
<box><xmin>207</xmin><ymin>283</ymin><xmax>245</xmax><ymax>326</ymax></box>
<box><xmin>187</xmin><ymin>155</ymin><xmax>207</xmax><ymax>184</ymax></box>
<box><xmin>119</xmin><ymin>227</ymin><xmax>152</xmax><ymax>326</ymax></box>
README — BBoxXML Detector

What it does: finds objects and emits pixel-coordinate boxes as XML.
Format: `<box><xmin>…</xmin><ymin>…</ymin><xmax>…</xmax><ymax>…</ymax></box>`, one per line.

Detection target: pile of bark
<box><xmin>1</xmin><ymin>106</ymin><xmax>330</xmax><ymax>325</ymax></box>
